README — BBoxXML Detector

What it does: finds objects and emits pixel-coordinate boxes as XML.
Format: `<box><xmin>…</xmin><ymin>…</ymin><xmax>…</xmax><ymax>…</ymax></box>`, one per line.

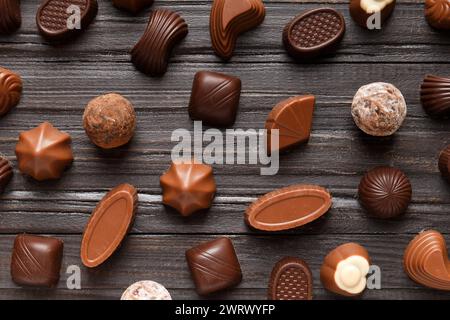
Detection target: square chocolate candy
<box><xmin>188</xmin><ymin>71</ymin><xmax>241</xmax><ymax>127</ymax></box>
<box><xmin>11</xmin><ymin>234</ymin><xmax>63</xmax><ymax>288</ymax></box>
<box><xmin>186</xmin><ymin>237</ymin><xmax>242</xmax><ymax>295</ymax></box>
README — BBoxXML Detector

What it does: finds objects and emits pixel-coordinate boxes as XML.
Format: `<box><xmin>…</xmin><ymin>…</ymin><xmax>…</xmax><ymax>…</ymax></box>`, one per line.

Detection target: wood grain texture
<box><xmin>0</xmin><ymin>0</ymin><xmax>449</xmax><ymax>300</ymax></box>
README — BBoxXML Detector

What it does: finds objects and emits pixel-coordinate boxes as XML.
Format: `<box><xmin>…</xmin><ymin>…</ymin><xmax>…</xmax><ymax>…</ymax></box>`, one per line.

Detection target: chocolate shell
<box><xmin>425</xmin><ymin>0</ymin><xmax>450</xmax><ymax>30</ymax></box>
<box><xmin>0</xmin><ymin>0</ymin><xmax>21</xmax><ymax>35</ymax></box>
<box><xmin>245</xmin><ymin>185</ymin><xmax>332</xmax><ymax>231</ymax></box>
<box><xmin>438</xmin><ymin>144</ymin><xmax>450</xmax><ymax>181</ymax></box>
<box><xmin>0</xmin><ymin>66</ymin><xmax>22</xmax><ymax>117</ymax></box>
<box><xmin>160</xmin><ymin>161</ymin><xmax>216</xmax><ymax>217</ymax></box>
<box><xmin>283</xmin><ymin>8</ymin><xmax>345</xmax><ymax>60</ymax></box>
<box><xmin>420</xmin><ymin>75</ymin><xmax>450</xmax><ymax>117</ymax></box>
<box><xmin>268</xmin><ymin>257</ymin><xmax>313</xmax><ymax>300</ymax></box>
<box><xmin>36</xmin><ymin>0</ymin><xmax>98</xmax><ymax>42</ymax></box>
<box><xmin>349</xmin><ymin>0</ymin><xmax>396</xmax><ymax>29</ymax></box>
<box><xmin>0</xmin><ymin>157</ymin><xmax>13</xmax><ymax>193</ymax></box>
<box><xmin>403</xmin><ymin>230</ymin><xmax>450</xmax><ymax>291</ymax></box>
<box><xmin>320</xmin><ymin>243</ymin><xmax>370</xmax><ymax>296</ymax></box>
<box><xmin>81</xmin><ymin>184</ymin><xmax>138</xmax><ymax>268</ymax></box>
<box><xmin>265</xmin><ymin>95</ymin><xmax>315</xmax><ymax>154</ymax></box>
<box><xmin>15</xmin><ymin>122</ymin><xmax>73</xmax><ymax>181</ymax></box>
<box><xmin>210</xmin><ymin>0</ymin><xmax>265</xmax><ymax>60</ymax></box>
<box><xmin>131</xmin><ymin>9</ymin><xmax>188</xmax><ymax>76</ymax></box>
<box><xmin>358</xmin><ymin>166</ymin><xmax>412</xmax><ymax>219</ymax></box>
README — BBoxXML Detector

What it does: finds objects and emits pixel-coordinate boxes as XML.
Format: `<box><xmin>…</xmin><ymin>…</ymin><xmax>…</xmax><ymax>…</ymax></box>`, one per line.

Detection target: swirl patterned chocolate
<box><xmin>131</xmin><ymin>9</ymin><xmax>188</xmax><ymax>76</ymax></box>
<box><xmin>210</xmin><ymin>0</ymin><xmax>265</xmax><ymax>60</ymax></box>
<box><xmin>0</xmin><ymin>67</ymin><xmax>22</xmax><ymax>117</ymax></box>
<box><xmin>420</xmin><ymin>75</ymin><xmax>450</xmax><ymax>117</ymax></box>
<box><xmin>425</xmin><ymin>0</ymin><xmax>450</xmax><ymax>30</ymax></box>
<box><xmin>0</xmin><ymin>0</ymin><xmax>21</xmax><ymax>34</ymax></box>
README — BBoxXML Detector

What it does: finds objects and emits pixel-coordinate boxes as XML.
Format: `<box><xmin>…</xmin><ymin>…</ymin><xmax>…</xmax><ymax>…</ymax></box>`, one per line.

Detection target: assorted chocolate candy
<box><xmin>425</xmin><ymin>0</ymin><xmax>450</xmax><ymax>30</ymax></box>
<box><xmin>0</xmin><ymin>0</ymin><xmax>21</xmax><ymax>35</ymax></box>
<box><xmin>0</xmin><ymin>66</ymin><xmax>22</xmax><ymax>117</ymax></box>
<box><xmin>420</xmin><ymin>75</ymin><xmax>450</xmax><ymax>117</ymax></box>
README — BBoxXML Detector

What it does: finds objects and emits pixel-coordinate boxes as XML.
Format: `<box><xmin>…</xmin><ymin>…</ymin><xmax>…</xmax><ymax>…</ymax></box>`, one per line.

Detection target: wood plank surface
<box><xmin>0</xmin><ymin>0</ymin><xmax>450</xmax><ymax>300</ymax></box>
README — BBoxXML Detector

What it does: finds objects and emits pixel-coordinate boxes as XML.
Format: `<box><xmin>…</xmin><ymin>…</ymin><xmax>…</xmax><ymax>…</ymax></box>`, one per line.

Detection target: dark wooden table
<box><xmin>1</xmin><ymin>0</ymin><xmax>450</xmax><ymax>300</ymax></box>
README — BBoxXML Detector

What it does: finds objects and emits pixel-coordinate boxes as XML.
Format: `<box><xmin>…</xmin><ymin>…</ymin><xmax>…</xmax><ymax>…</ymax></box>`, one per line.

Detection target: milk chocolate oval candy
<box><xmin>349</xmin><ymin>0</ymin><xmax>396</xmax><ymax>29</ymax></box>
<box><xmin>245</xmin><ymin>185</ymin><xmax>332</xmax><ymax>231</ymax></box>
<box><xmin>268</xmin><ymin>257</ymin><xmax>313</xmax><ymax>300</ymax></box>
<box><xmin>403</xmin><ymin>230</ymin><xmax>450</xmax><ymax>291</ymax></box>
<box><xmin>81</xmin><ymin>184</ymin><xmax>138</xmax><ymax>268</ymax></box>
<box><xmin>36</xmin><ymin>0</ymin><xmax>98</xmax><ymax>42</ymax></box>
<box><xmin>320</xmin><ymin>243</ymin><xmax>370</xmax><ymax>296</ymax></box>
<box><xmin>131</xmin><ymin>9</ymin><xmax>188</xmax><ymax>76</ymax></box>
<box><xmin>0</xmin><ymin>0</ymin><xmax>21</xmax><ymax>35</ymax></box>
<box><xmin>283</xmin><ymin>8</ymin><xmax>345</xmax><ymax>60</ymax></box>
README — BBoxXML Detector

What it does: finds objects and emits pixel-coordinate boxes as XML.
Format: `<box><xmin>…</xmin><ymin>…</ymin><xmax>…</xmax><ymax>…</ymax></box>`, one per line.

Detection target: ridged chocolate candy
<box><xmin>131</xmin><ymin>9</ymin><xmax>188</xmax><ymax>76</ymax></box>
<box><xmin>0</xmin><ymin>0</ymin><xmax>21</xmax><ymax>34</ymax></box>
<box><xmin>0</xmin><ymin>67</ymin><xmax>22</xmax><ymax>117</ymax></box>
<box><xmin>438</xmin><ymin>144</ymin><xmax>450</xmax><ymax>181</ymax></box>
<box><xmin>425</xmin><ymin>0</ymin><xmax>450</xmax><ymax>30</ymax></box>
<box><xmin>403</xmin><ymin>230</ymin><xmax>450</xmax><ymax>291</ymax></box>
<box><xmin>358</xmin><ymin>166</ymin><xmax>412</xmax><ymax>219</ymax></box>
<box><xmin>420</xmin><ymin>75</ymin><xmax>450</xmax><ymax>117</ymax></box>
<box><xmin>0</xmin><ymin>157</ymin><xmax>13</xmax><ymax>193</ymax></box>
<box><xmin>283</xmin><ymin>8</ymin><xmax>345</xmax><ymax>60</ymax></box>
<box><xmin>210</xmin><ymin>0</ymin><xmax>265</xmax><ymax>60</ymax></box>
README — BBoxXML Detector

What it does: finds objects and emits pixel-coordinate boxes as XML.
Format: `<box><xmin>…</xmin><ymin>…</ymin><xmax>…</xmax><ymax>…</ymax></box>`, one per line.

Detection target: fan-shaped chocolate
<box><xmin>358</xmin><ymin>166</ymin><xmax>412</xmax><ymax>219</ymax></box>
<box><xmin>420</xmin><ymin>75</ymin><xmax>450</xmax><ymax>117</ymax></box>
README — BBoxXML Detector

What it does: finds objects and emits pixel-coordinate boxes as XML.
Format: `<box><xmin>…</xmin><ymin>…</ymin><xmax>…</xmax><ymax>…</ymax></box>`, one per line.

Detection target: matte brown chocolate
<box><xmin>420</xmin><ymin>75</ymin><xmax>450</xmax><ymax>117</ymax></box>
<box><xmin>0</xmin><ymin>66</ymin><xmax>22</xmax><ymax>117</ymax></box>
<box><xmin>268</xmin><ymin>257</ymin><xmax>313</xmax><ymax>300</ymax></box>
<box><xmin>112</xmin><ymin>0</ymin><xmax>153</xmax><ymax>14</ymax></box>
<box><xmin>320</xmin><ymin>243</ymin><xmax>370</xmax><ymax>296</ymax></box>
<box><xmin>403</xmin><ymin>230</ymin><xmax>450</xmax><ymax>290</ymax></box>
<box><xmin>81</xmin><ymin>184</ymin><xmax>138</xmax><ymax>268</ymax></box>
<box><xmin>83</xmin><ymin>93</ymin><xmax>136</xmax><ymax>149</ymax></box>
<box><xmin>349</xmin><ymin>0</ymin><xmax>396</xmax><ymax>29</ymax></box>
<box><xmin>245</xmin><ymin>185</ymin><xmax>332</xmax><ymax>231</ymax></box>
<box><xmin>0</xmin><ymin>157</ymin><xmax>13</xmax><ymax>193</ymax></box>
<box><xmin>265</xmin><ymin>95</ymin><xmax>315</xmax><ymax>154</ymax></box>
<box><xmin>0</xmin><ymin>0</ymin><xmax>21</xmax><ymax>35</ymax></box>
<box><xmin>186</xmin><ymin>237</ymin><xmax>242</xmax><ymax>296</ymax></box>
<box><xmin>15</xmin><ymin>122</ymin><xmax>73</xmax><ymax>181</ymax></box>
<box><xmin>36</xmin><ymin>0</ymin><xmax>98</xmax><ymax>42</ymax></box>
<box><xmin>160</xmin><ymin>160</ymin><xmax>216</xmax><ymax>217</ymax></box>
<box><xmin>189</xmin><ymin>71</ymin><xmax>241</xmax><ymax>127</ymax></box>
<box><xmin>131</xmin><ymin>9</ymin><xmax>188</xmax><ymax>76</ymax></box>
<box><xmin>358</xmin><ymin>166</ymin><xmax>412</xmax><ymax>219</ymax></box>
<box><xmin>283</xmin><ymin>8</ymin><xmax>345</xmax><ymax>60</ymax></box>
<box><xmin>425</xmin><ymin>0</ymin><xmax>450</xmax><ymax>30</ymax></box>
<box><xmin>438</xmin><ymin>144</ymin><xmax>450</xmax><ymax>181</ymax></box>
<box><xmin>11</xmin><ymin>234</ymin><xmax>63</xmax><ymax>288</ymax></box>
<box><xmin>210</xmin><ymin>0</ymin><xmax>265</xmax><ymax>60</ymax></box>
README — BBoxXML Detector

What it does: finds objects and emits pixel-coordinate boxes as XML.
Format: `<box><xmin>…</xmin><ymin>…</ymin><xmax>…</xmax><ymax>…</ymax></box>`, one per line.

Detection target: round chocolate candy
<box><xmin>121</xmin><ymin>281</ymin><xmax>172</xmax><ymax>300</ymax></box>
<box><xmin>351</xmin><ymin>82</ymin><xmax>406</xmax><ymax>136</ymax></box>
<box><xmin>358</xmin><ymin>166</ymin><xmax>412</xmax><ymax>219</ymax></box>
<box><xmin>83</xmin><ymin>93</ymin><xmax>136</xmax><ymax>149</ymax></box>
<box><xmin>349</xmin><ymin>0</ymin><xmax>396</xmax><ymax>29</ymax></box>
<box><xmin>425</xmin><ymin>0</ymin><xmax>450</xmax><ymax>30</ymax></box>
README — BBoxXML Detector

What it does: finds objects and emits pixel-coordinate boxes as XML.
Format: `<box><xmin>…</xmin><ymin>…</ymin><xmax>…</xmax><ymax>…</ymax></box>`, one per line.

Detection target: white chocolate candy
<box><xmin>334</xmin><ymin>255</ymin><xmax>370</xmax><ymax>295</ymax></box>
<box><xmin>361</xmin><ymin>0</ymin><xmax>395</xmax><ymax>14</ymax></box>
<box><xmin>121</xmin><ymin>281</ymin><xmax>172</xmax><ymax>300</ymax></box>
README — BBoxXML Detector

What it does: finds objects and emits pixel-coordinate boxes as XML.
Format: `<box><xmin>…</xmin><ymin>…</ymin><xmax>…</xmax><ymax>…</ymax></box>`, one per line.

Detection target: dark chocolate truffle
<box><xmin>358</xmin><ymin>166</ymin><xmax>412</xmax><ymax>219</ymax></box>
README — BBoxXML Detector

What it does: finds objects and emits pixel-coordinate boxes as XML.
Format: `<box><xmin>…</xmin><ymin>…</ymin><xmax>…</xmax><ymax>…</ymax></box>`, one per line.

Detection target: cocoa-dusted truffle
<box><xmin>351</xmin><ymin>82</ymin><xmax>406</xmax><ymax>136</ymax></box>
<box><xmin>83</xmin><ymin>93</ymin><xmax>136</xmax><ymax>149</ymax></box>
<box><xmin>358</xmin><ymin>166</ymin><xmax>412</xmax><ymax>219</ymax></box>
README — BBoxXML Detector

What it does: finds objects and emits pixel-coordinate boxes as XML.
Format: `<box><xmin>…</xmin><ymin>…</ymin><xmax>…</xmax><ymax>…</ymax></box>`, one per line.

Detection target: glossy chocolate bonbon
<box><xmin>265</xmin><ymin>95</ymin><xmax>315</xmax><ymax>154</ymax></box>
<box><xmin>81</xmin><ymin>183</ymin><xmax>138</xmax><ymax>268</ymax></box>
<box><xmin>112</xmin><ymin>0</ymin><xmax>153</xmax><ymax>14</ymax></box>
<box><xmin>283</xmin><ymin>8</ymin><xmax>345</xmax><ymax>60</ymax></box>
<box><xmin>210</xmin><ymin>0</ymin><xmax>265</xmax><ymax>60</ymax></box>
<box><xmin>349</xmin><ymin>0</ymin><xmax>396</xmax><ymax>29</ymax></box>
<box><xmin>186</xmin><ymin>237</ymin><xmax>242</xmax><ymax>296</ymax></box>
<box><xmin>36</xmin><ymin>0</ymin><xmax>98</xmax><ymax>41</ymax></box>
<box><xmin>420</xmin><ymin>75</ymin><xmax>450</xmax><ymax>117</ymax></box>
<box><xmin>358</xmin><ymin>166</ymin><xmax>412</xmax><ymax>219</ymax></box>
<box><xmin>121</xmin><ymin>280</ymin><xmax>172</xmax><ymax>300</ymax></box>
<box><xmin>11</xmin><ymin>234</ymin><xmax>63</xmax><ymax>288</ymax></box>
<box><xmin>0</xmin><ymin>66</ymin><xmax>22</xmax><ymax>117</ymax></box>
<box><xmin>189</xmin><ymin>71</ymin><xmax>242</xmax><ymax>127</ymax></box>
<box><xmin>245</xmin><ymin>185</ymin><xmax>332</xmax><ymax>231</ymax></box>
<box><xmin>15</xmin><ymin>122</ymin><xmax>73</xmax><ymax>181</ymax></box>
<box><xmin>160</xmin><ymin>161</ymin><xmax>216</xmax><ymax>217</ymax></box>
<box><xmin>0</xmin><ymin>0</ymin><xmax>21</xmax><ymax>35</ymax></box>
<box><xmin>83</xmin><ymin>93</ymin><xmax>136</xmax><ymax>149</ymax></box>
<box><xmin>0</xmin><ymin>157</ymin><xmax>13</xmax><ymax>193</ymax></box>
<box><xmin>131</xmin><ymin>9</ymin><xmax>188</xmax><ymax>76</ymax></box>
<box><xmin>320</xmin><ymin>243</ymin><xmax>370</xmax><ymax>296</ymax></box>
<box><xmin>403</xmin><ymin>230</ymin><xmax>450</xmax><ymax>290</ymax></box>
<box><xmin>425</xmin><ymin>0</ymin><xmax>450</xmax><ymax>30</ymax></box>
<box><xmin>268</xmin><ymin>257</ymin><xmax>313</xmax><ymax>300</ymax></box>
